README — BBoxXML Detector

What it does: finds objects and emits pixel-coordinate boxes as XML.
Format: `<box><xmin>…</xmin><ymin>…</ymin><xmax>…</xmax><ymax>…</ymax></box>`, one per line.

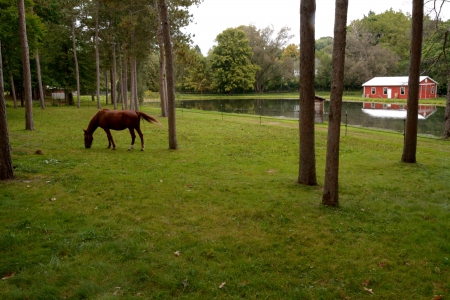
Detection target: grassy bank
<box><xmin>171</xmin><ymin>92</ymin><xmax>448</xmax><ymax>106</ymax></box>
<box><xmin>1</xmin><ymin>104</ymin><xmax>449</xmax><ymax>299</ymax></box>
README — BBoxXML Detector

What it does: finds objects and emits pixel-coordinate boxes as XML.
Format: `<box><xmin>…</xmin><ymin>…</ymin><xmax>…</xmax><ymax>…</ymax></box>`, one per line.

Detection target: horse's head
<box><xmin>83</xmin><ymin>129</ymin><xmax>93</xmax><ymax>148</ymax></box>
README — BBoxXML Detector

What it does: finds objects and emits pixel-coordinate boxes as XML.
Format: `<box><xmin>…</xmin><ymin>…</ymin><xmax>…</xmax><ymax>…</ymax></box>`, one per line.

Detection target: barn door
<box><xmin>388</xmin><ymin>89</ymin><xmax>392</xmax><ymax>99</ymax></box>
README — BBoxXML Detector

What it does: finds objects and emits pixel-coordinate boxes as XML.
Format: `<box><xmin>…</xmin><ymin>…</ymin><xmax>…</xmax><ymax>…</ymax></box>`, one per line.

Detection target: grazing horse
<box><xmin>83</xmin><ymin>109</ymin><xmax>160</xmax><ymax>151</ymax></box>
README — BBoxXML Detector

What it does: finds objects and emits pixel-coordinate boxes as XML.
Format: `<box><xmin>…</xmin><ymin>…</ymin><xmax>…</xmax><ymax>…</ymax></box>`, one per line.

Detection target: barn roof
<box><xmin>362</xmin><ymin>76</ymin><xmax>438</xmax><ymax>86</ymax></box>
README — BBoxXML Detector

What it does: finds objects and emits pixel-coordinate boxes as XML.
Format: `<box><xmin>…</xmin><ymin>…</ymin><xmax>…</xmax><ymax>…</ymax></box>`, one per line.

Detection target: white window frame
<box><xmin>400</xmin><ymin>87</ymin><xmax>405</xmax><ymax>95</ymax></box>
<box><xmin>383</xmin><ymin>87</ymin><xmax>388</xmax><ymax>95</ymax></box>
<box><xmin>371</xmin><ymin>87</ymin><xmax>376</xmax><ymax>94</ymax></box>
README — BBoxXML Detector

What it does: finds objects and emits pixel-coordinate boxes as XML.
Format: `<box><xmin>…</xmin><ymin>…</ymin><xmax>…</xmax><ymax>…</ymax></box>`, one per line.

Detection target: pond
<box><xmin>176</xmin><ymin>99</ymin><xmax>445</xmax><ymax>137</ymax></box>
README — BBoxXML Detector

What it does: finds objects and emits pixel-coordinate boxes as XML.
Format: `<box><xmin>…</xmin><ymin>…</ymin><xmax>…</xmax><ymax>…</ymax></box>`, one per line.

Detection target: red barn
<box><xmin>362</xmin><ymin>76</ymin><xmax>438</xmax><ymax>100</ymax></box>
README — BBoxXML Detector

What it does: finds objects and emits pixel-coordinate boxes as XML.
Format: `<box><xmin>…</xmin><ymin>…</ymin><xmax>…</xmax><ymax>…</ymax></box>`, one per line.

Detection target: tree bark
<box><xmin>443</xmin><ymin>69</ymin><xmax>450</xmax><ymax>139</ymax></box>
<box><xmin>134</xmin><ymin>56</ymin><xmax>139</xmax><ymax>111</ymax></box>
<box><xmin>0</xmin><ymin>40</ymin><xmax>14</xmax><ymax>180</ymax></box>
<box><xmin>71</xmin><ymin>16</ymin><xmax>81</xmax><ymax>108</ymax></box>
<box><xmin>35</xmin><ymin>50</ymin><xmax>45</xmax><ymax>109</ymax></box>
<box><xmin>298</xmin><ymin>0</ymin><xmax>317</xmax><ymax>185</ymax></box>
<box><xmin>112</xmin><ymin>40</ymin><xmax>117</xmax><ymax>110</ymax></box>
<box><xmin>159</xmin><ymin>0</ymin><xmax>178</xmax><ymax>149</ymax></box>
<box><xmin>154</xmin><ymin>0</ymin><xmax>168</xmax><ymax>117</ymax></box>
<box><xmin>122</xmin><ymin>46</ymin><xmax>128</xmax><ymax>110</ymax></box>
<box><xmin>10</xmin><ymin>74</ymin><xmax>18</xmax><ymax>108</ymax></box>
<box><xmin>402</xmin><ymin>0</ymin><xmax>424</xmax><ymax>163</ymax></box>
<box><xmin>18</xmin><ymin>0</ymin><xmax>34</xmax><ymax>130</ymax></box>
<box><xmin>130</xmin><ymin>55</ymin><xmax>135</xmax><ymax>110</ymax></box>
<box><xmin>322</xmin><ymin>0</ymin><xmax>349</xmax><ymax>207</ymax></box>
<box><xmin>105</xmin><ymin>70</ymin><xmax>108</xmax><ymax>105</ymax></box>
<box><xmin>95</xmin><ymin>0</ymin><xmax>101</xmax><ymax>109</ymax></box>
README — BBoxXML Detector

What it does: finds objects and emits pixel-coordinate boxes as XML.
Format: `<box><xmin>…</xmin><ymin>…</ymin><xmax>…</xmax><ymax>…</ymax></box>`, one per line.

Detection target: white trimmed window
<box><xmin>400</xmin><ymin>87</ymin><xmax>405</xmax><ymax>95</ymax></box>
<box><xmin>431</xmin><ymin>86</ymin><xmax>435</xmax><ymax>94</ymax></box>
<box><xmin>383</xmin><ymin>87</ymin><xmax>388</xmax><ymax>95</ymax></box>
<box><xmin>371</xmin><ymin>87</ymin><xmax>376</xmax><ymax>94</ymax></box>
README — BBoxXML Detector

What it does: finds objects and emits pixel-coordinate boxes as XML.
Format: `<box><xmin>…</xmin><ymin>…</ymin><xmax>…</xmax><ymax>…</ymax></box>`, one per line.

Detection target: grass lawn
<box><xmin>1</xmin><ymin>101</ymin><xmax>449</xmax><ymax>299</ymax></box>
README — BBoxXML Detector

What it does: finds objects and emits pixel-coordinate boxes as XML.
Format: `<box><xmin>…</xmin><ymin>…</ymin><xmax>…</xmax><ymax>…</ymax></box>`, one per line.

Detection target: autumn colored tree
<box><xmin>322</xmin><ymin>0</ymin><xmax>349</xmax><ymax>206</ymax></box>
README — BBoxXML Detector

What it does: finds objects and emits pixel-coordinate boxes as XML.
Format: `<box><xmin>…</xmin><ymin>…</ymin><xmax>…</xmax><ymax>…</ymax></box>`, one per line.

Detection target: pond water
<box><xmin>177</xmin><ymin>99</ymin><xmax>445</xmax><ymax>137</ymax></box>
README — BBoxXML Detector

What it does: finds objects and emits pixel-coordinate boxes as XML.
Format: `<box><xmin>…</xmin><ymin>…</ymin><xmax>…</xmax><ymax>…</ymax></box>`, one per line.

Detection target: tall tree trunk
<box><xmin>402</xmin><ymin>0</ymin><xmax>424</xmax><ymax>163</ymax></box>
<box><xmin>130</xmin><ymin>56</ymin><xmax>135</xmax><ymax>110</ymax></box>
<box><xmin>35</xmin><ymin>50</ymin><xmax>45</xmax><ymax>109</ymax></box>
<box><xmin>71</xmin><ymin>16</ymin><xmax>81</xmax><ymax>108</ymax></box>
<box><xmin>18</xmin><ymin>0</ymin><xmax>34</xmax><ymax>130</ymax></box>
<box><xmin>322</xmin><ymin>0</ymin><xmax>349</xmax><ymax>207</ymax></box>
<box><xmin>112</xmin><ymin>40</ymin><xmax>117</xmax><ymax>110</ymax></box>
<box><xmin>0</xmin><ymin>39</ymin><xmax>14</xmax><ymax>180</ymax></box>
<box><xmin>95</xmin><ymin>0</ymin><xmax>101</xmax><ymax>109</ymax></box>
<box><xmin>105</xmin><ymin>70</ymin><xmax>108</xmax><ymax>105</ymax></box>
<box><xmin>443</xmin><ymin>69</ymin><xmax>450</xmax><ymax>139</ymax></box>
<box><xmin>134</xmin><ymin>57</ymin><xmax>139</xmax><ymax>111</ymax></box>
<box><xmin>122</xmin><ymin>47</ymin><xmax>128</xmax><ymax>110</ymax></box>
<box><xmin>118</xmin><ymin>45</ymin><xmax>124</xmax><ymax>109</ymax></box>
<box><xmin>159</xmin><ymin>0</ymin><xmax>178</xmax><ymax>149</ymax></box>
<box><xmin>298</xmin><ymin>0</ymin><xmax>316</xmax><ymax>185</ymax></box>
<box><xmin>154</xmin><ymin>0</ymin><xmax>168</xmax><ymax>117</ymax></box>
<box><xmin>10</xmin><ymin>74</ymin><xmax>18</xmax><ymax>108</ymax></box>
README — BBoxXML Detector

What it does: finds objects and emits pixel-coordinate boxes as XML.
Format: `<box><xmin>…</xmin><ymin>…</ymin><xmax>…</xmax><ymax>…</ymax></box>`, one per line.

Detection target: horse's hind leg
<box><xmin>128</xmin><ymin>128</ymin><xmax>136</xmax><ymax>151</ymax></box>
<box><xmin>136</xmin><ymin>127</ymin><xmax>145</xmax><ymax>151</ymax></box>
<box><xmin>104</xmin><ymin>129</ymin><xmax>116</xmax><ymax>150</ymax></box>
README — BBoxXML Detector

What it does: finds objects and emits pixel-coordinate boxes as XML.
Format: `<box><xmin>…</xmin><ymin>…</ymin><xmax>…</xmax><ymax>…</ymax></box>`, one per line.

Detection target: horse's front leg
<box><xmin>128</xmin><ymin>128</ymin><xmax>136</xmax><ymax>151</ymax></box>
<box><xmin>104</xmin><ymin>129</ymin><xmax>116</xmax><ymax>150</ymax></box>
<box><xmin>136</xmin><ymin>127</ymin><xmax>145</xmax><ymax>151</ymax></box>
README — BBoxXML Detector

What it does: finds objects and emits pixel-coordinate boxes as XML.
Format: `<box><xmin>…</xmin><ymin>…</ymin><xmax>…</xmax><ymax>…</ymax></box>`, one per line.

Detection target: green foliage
<box><xmin>210</xmin><ymin>28</ymin><xmax>259</xmax><ymax>93</ymax></box>
<box><xmin>1</xmin><ymin>103</ymin><xmax>450</xmax><ymax>298</ymax></box>
<box><xmin>360</xmin><ymin>9</ymin><xmax>411</xmax><ymax>62</ymax></box>
<box><xmin>422</xmin><ymin>19</ymin><xmax>450</xmax><ymax>95</ymax></box>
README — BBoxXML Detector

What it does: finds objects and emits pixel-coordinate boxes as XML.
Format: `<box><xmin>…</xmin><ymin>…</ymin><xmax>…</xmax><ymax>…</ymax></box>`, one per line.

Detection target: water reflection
<box><xmin>361</xmin><ymin>102</ymin><xmax>437</xmax><ymax>120</ymax></box>
<box><xmin>177</xmin><ymin>99</ymin><xmax>444</xmax><ymax>137</ymax></box>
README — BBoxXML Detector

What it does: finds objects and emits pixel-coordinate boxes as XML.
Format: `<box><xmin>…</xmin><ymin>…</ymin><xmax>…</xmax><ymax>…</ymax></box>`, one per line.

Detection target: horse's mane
<box><xmin>86</xmin><ymin>111</ymin><xmax>101</xmax><ymax>134</ymax></box>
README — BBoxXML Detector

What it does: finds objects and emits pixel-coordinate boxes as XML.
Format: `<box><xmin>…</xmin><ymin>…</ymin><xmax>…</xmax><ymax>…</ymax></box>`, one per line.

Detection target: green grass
<box><xmin>1</xmin><ymin>102</ymin><xmax>449</xmax><ymax>299</ymax></box>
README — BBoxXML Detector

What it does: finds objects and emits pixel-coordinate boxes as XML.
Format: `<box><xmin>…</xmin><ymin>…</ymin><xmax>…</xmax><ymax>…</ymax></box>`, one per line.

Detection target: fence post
<box><xmin>345</xmin><ymin>111</ymin><xmax>348</xmax><ymax>136</ymax></box>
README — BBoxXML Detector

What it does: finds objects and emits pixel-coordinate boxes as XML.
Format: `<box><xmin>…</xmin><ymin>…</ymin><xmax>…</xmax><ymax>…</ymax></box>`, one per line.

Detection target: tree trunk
<box><xmin>71</xmin><ymin>16</ymin><xmax>81</xmax><ymax>108</ymax></box>
<box><xmin>154</xmin><ymin>0</ymin><xmax>168</xmax><ymax>117</ymax></box>
<box><xmin>10</xmin><ymin>74</ymin><xmax>18</xmax><ymax>108</ymax></box>
<box><xmin>105</xmin><ymin>70</ymin><xmax>108</xmax><ymax>105</ymax></box>
<box><xmin>95</xmin><ymin>0</ymin><xmax>101</xmax><ymax>109</ymax></box>
<box><xmin>443</xmin><ymin>70</ymin><xmax>450</xmax><ymax>139</ymax></box>
<box><xmin>402</xmin><ymin>0</ymin><xmax>424</xmax><ymax>163</ymax></box>
<box><xmin>18</xmin><ymin>0</ymin><xmax>34</xmax><ymax>130</ymax></box>
<box><xmin>112</xmin><ymin>40</ymin><xmax>117</xmax><ymax>110</ymax></box>
<box><xmin>35</xmin><ymin>50</ymin><xmax>45</xmax><ymax>109</ymax></box>
<box><xmin>122</xmin><ymin>47</ymin><xmax>128</xmax><ymax>110</ymax></box>
<box><xmin>159</xmin><ymin>0</ymin><xmax>178</xmax><ymax>149</ymax></box>
<box><xmin>134</xmin><ymin>57</ymin><xmax>139</xmax><ymax>111</ymax></box>
<box><xmin>0</xmin><ymin>39</ymin><xmax>14</xmax><ymax>180</ymax></box>
<box><xmin>322</xmin><ymin>0</ymin><xmax>349</xmax><ymax>207</ymax></box>
<box><xmin>130</xmin><ymin>55</ymin><xmax>135</xmax><ymax>110</ymax></box>
<box><xmin>298</xmin><ymin>0</ymin><xmax>317</xmax><ymax>185</ymax></box>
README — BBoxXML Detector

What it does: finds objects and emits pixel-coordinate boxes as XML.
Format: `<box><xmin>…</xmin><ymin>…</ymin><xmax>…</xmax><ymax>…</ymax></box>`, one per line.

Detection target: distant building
<box><xmin>362</xmin><ymin>76</ymin><xmax>438</xmax><ymax>100</ymax></box>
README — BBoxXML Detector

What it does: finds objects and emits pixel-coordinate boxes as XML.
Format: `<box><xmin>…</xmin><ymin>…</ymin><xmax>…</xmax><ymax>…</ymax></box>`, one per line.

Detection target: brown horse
<box><xmin>83</xmin><ymin>109</ymin><xmax>160</xmax><ymax>151</ymax></box>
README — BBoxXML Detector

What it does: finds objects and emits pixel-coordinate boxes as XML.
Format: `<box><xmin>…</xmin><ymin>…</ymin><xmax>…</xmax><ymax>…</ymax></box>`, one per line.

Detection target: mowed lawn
<box><xmin>1</xmin><ymin>103</ymin><xmax>449</xmax><ymax>299</ymax></box>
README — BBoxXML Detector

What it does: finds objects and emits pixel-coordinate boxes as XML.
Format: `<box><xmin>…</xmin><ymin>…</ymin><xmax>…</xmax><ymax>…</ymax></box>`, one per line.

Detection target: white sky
<box><xmin>183</xmin><ymin>0</ymin><xmax>446</xmax><ymax>55</ymax></box>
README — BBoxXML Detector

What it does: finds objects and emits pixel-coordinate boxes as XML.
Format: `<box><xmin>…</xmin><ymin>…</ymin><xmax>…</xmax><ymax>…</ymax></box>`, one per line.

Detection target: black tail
<box><xmin>136</xmin><ymin>111</ymin><xmax>161</xmax><ymax>125</ymax></box>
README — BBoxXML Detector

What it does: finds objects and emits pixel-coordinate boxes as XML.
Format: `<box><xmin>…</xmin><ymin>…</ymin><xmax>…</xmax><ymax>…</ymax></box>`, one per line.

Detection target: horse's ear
<box><xmin>83</xmin><ymin>129</ymin><xmax>87</xmax><ymax>133</ymax></box>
